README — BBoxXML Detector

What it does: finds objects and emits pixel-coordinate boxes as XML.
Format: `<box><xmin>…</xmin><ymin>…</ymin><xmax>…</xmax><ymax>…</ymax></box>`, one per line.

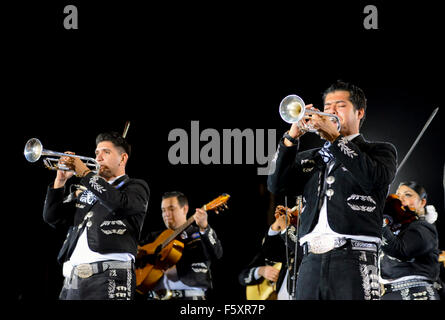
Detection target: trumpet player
<box><xmin>42</xmin><ymin>132</ymin><xmax>150</xmax><ymax>300</ymax></box>
<box><xmin>268</xmin><ymin>80</ymin><xmax>397</xmax><ymax>299</ymax></box>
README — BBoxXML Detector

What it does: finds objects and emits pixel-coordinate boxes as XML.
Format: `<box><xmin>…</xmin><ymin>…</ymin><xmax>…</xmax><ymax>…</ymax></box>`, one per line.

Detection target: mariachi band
<box><xmin>24</xmin><ymin>81</ymin><xmax>444</xmax><ymax>300</ymax></box>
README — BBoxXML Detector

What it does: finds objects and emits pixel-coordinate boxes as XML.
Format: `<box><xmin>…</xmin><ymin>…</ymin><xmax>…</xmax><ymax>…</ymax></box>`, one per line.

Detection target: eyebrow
<box><xmin>324</xmin><ymin>100</ymin><xmax>347</xmax><ymax>105</ymax></box>
<box><xmin>95</xmin><ymin>147</ymin><xmax>112</xmax><ymax>153</ymax></box>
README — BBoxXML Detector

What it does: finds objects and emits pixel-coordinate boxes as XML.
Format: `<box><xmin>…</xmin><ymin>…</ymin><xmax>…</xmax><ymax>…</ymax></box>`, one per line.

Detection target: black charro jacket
<box><xmin>43</xmin><ymin>172</ymin><xmax>150</xmax><ymax>264</ymax></box>
<box><xmin>267</xmin><ymin>134</ymin><xmax>397</xmax><ymax>239</ymax></box>
<box><xmin>381</xmin><ymin>215</ymin><xmax>440</xmax><ymax>281</ymax></box>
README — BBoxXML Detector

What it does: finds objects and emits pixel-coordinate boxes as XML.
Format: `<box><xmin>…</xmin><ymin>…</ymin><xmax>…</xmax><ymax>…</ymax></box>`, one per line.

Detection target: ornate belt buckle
<box><xmin>309</xmin><ymin>236</ymin><xmax>336</xmax><ymax>254</ymax></box>
<box><xmin>76</xmin><ymin>264</ymin><xmax>93</xmax><ymax>279</ymax></box>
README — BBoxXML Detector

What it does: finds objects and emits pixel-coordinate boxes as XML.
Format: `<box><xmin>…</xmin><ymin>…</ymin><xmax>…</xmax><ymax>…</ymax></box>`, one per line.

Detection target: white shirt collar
<box><xmin>107</xmin><ymin>174</ymin><xmax>125</xmax><ymax>185</ymax></box>
<box><xmin>345</xmin><ymin>133</ymin><xmax>360</xmax><ymax>141</ymax></box>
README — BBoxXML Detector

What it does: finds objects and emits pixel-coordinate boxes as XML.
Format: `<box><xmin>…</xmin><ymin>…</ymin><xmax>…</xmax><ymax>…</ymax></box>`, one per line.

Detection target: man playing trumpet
<box><xmin>43</xmin><ymin>132</ymin><xmax>150</xmax><ymax>300</ymax></box>
<box><xmin>268</xmin><ymin>80</ymin><xmax>397</xmax><ymax>299</ymax></box>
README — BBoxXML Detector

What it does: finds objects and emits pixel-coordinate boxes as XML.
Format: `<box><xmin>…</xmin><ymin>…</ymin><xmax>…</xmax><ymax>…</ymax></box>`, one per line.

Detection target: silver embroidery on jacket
<box><xmin>347</xmin><ymin>203</ymin><xmax>376</xmax><ymax>212</ymax></box>
<box><xmin>191</xmin><ymin>262</ymin><xmax>208</xmax><ymax>273</ymax></box>
<box><xmin>100</xmin><ymin>220</ymin><xmax>127</xmax><ymax>235</ymax></box>
<box><xmin>89</xmin><ymin>175</ymin><xmax>107</xmax><ymax>194</ymax></box>
<box><xmin>347</xmin><ymin>194</ymin><xmax>376</xmax><ymax>204</ymax></box>
<box><xmin>337</xmin><ymin>137</ymin><xmax>358</xmax><ymax>158</ymax></box>
<box><xmin>207</xmin><ymin>228</ymin><xmax>217</xmax><ymax>245</ymax></box>
<box><xmin>346</xmin><ymin>194</ymin><xmax>376</xmax><ymax>213</ymax></box>
<box><xmin>79</xmin><ymin>190</ymin><xmax>97</xmax><ymax>205</ymax></box>
<box><xmin>244</xmin><ymin>268</ymin><xmax>255</xmax><ymax>284</ymax></box>
<box><xmin>301</xmin><ymin>159</ymin><xmax>316</xmax><ymax>173</ymax></box>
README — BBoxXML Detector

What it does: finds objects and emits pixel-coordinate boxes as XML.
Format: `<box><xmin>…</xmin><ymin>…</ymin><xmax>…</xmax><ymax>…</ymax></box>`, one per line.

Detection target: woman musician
<box><xmin>380</xmin><ymin>181</ymin><xmax>441</xmax><ymax>300</ymax></box>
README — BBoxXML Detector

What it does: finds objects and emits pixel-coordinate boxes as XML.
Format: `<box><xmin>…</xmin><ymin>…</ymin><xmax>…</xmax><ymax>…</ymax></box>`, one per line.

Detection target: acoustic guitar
<box><xmin>135</xmin><ymin>194</ymin><xmax>230</xmax><ymax>294</ymax></box>
<box><xmin>246</xmin><ymin>262</ymin><xmax>282</xmax><ymax>300</ymax></box>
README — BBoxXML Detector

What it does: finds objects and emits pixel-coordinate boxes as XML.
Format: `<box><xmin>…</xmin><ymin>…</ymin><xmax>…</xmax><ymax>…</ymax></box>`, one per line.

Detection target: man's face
<box><xmin>161</xmin><ymin>197</ymin><xmax>188</xmax><ymax>230</ymax></box>
<box><xmin>95</xmin><ymin>141</ymin><xmax>125</xmax><ymax>180</ymax></box>
<box><xmin>323</xmin><ymin>90</ymin><xmax>364</xmax><ymax>136</ymax></box>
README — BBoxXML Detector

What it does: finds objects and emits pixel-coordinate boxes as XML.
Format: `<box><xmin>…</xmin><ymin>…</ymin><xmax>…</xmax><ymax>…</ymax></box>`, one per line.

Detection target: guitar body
<box><xmin>135</xmin><ymin>229</ymin><xmax>185</xmax><ymax>294</ymax></box>
<box><xmin>246</xmin><ymin>262</ymin><xmax>282</xmax><ymax>300</ymax></box>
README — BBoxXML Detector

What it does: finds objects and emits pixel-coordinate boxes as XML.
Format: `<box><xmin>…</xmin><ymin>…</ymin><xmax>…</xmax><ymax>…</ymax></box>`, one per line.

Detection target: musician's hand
<box><xmin>54</xmin><ymin>151</ymin><xmax>75</xmax><ymax>188</ymax></box>
<box><xmin>61</xmin><ymin>152</ymin><xmax>91</xmax><ymax>178</ymax></box>
<box><xmin>194</xmin><ymin>208</ymin><xmax>209</xmax><ymax>232</ymax></box>
<box><xmin>284</xmin><ymin>104</ymin><xmax>315</xmax><ymax>146</ymax></box>
<box><xmin>271</xmin><ymin>205</ymin><xmax>290</xmax><ymax>231</ymax></box>
<box><xmin>310</xmin><ymin>110</ymin><xmax>340</xmax><ymax>142</ymax></box>
<box><xmin>258</xmin><ymin>266</ymin><xmax>279</xmax><ymax>282</ymax></box>
<box><xmin>72</xmin><ymin>157</ymin><xmax>90</xmax><ymax>178</ymax></box>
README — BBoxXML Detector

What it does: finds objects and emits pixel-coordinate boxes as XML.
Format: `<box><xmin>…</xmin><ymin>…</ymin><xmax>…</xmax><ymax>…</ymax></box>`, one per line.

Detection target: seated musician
<box><xmin>380</xmin><ymin>181</ymin><xmax>441</xmax><ymax>300</ymax></box>
<box><xmin>138</xmin><ymin>191</ymin><xmax>223</xmax><ymax>300</ymax></box>
<box><xmin>239</xmin><ymin>205</ymin><xmax>300</xmax><ymax>300</ymax></box>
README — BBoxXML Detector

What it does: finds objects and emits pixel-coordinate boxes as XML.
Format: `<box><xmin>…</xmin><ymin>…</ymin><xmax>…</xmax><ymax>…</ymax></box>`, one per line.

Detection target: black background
<box><xmin>5</xmin><ymin>0</ymin><xmax>444</xmax><ymax>313</ymax></box>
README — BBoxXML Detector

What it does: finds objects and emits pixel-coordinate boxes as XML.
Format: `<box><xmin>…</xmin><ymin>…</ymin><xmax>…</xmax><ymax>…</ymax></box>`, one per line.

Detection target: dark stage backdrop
<box><xmin>6</xmin><ymin>1</ymin><xmax>444</xmax><ymax>307</ymax></box>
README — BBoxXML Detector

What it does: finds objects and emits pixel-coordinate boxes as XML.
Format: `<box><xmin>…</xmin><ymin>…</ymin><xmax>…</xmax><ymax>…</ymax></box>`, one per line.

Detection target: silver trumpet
<box><xmin>279</xmin><ymin>94</ymin><xmax>341</xmax><ymax>133</ymax></box>
<box><xmin>24</xmin><ymin>138</ymin><xmax>99</xmax><ymax>174</ymax></box>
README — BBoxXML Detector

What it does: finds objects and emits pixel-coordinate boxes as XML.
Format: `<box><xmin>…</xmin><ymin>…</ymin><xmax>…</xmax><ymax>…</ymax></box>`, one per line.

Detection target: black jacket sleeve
<box><xmin>42</xmin><ymin>184</ymin><xmax>76</xmax><ymax>228</ymax></box>
<box><xmin>267</xmin><ymin>139</ymin><xmax>306</xmax><ymax>195</ymax></box>
<box><xmin>200</xmin><ymin>226</ymin><xmax>223</xmax><ymax>260</ymax></box>
<box><xmin>239</xmin><ymin>232</ymin><xmax>286</xmax><ymax>286</ymax></box>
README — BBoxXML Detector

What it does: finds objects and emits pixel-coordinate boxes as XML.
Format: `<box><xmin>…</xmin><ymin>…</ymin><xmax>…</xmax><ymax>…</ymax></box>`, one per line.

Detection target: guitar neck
<box><xmin>161</xmin><ymin>213</ymin><xmax>198</xmax><ymax>249</ymax></box>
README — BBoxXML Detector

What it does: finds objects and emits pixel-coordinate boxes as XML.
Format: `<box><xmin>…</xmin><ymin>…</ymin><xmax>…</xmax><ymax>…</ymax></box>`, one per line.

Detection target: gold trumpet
<box><xmin>24</xmin><ymin>138</ymin><xmax>99</xmax><ymax>173</ymax></box>
<box><xmin>279</xmin><ymin>94</ymin><xmax>341</xmax><ymax>132</ymax></box>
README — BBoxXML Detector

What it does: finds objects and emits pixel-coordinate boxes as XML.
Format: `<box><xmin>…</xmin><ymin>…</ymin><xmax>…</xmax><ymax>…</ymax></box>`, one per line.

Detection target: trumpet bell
<box><xmin>24</xmin><ymin>138</ymin><xmax>43</xmax><ymax>163</ymax></box>
<box><xmin>279</xmin><ymin>94</ymin><xmax>342</xmax><ymax>133</ymax></box>
<box><xmin>279</xmin><ymin>95</ymin><xmax>305</xmax><ymax>124</ymax></box>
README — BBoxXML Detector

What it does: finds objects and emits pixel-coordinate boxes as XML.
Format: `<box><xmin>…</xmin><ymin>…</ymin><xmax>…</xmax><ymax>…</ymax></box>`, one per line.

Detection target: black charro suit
<box><xmin>267</xmin><ymin>134</ymin><xmax>397</xmax><ymax>300</ymax></box>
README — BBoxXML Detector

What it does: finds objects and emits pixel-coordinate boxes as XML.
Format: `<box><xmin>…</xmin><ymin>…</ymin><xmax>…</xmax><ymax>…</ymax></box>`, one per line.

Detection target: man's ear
<box><xmin>120</xmin><ymin>153</ymin><xmax>129</xmax><ymax>166</ymax></box>
<box><xmin>357</xmin><ymin>108</ymin><xmax>365</xmax><ymax>121</ymax></box>
<box><xmin>182</xmin><ymin>204</ymin><xmax>189</xmax><ymax>216</ymax></box>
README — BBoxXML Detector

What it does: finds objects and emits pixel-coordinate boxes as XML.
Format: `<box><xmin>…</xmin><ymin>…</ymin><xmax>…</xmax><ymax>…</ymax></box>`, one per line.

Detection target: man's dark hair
<box><xmin>96</xmin><ymin>131</ymin><xmax>132</xmax><ymax>158</ymax></box>
<box><xmin>322</xmin><ymin>80</ymin><xmax>367</xmax><ymax>128</ymax></box>
<box><xmin>162</xmin><ymin>191</ymin><xmax>189</xmax><ymax>208</ymax></box>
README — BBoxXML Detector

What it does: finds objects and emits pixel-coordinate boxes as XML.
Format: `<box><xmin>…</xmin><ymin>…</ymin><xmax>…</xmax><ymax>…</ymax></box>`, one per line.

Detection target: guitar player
<box><xmin>239</xmin><ymin>205</ymin><xmax>302</xmax><ymax>300</ymax></box>
<box><xmin>138</xmin><ymin>191</ymin><xmax>223</xmax><ymax>300</ymax></box>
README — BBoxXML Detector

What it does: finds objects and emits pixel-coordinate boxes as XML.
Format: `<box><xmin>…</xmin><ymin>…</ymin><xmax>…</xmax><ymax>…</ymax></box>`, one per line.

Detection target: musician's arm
<box><xmin>238</xmin><ymin>254</ymin><xmax>266</xmax><ymax>286</ymax></box>
<box><xmin>200</xmin><ymin>226</ymin><xmax>223</xmax><ymax>260</ymax></box>
<box><xmin>43</xmin><ymin>184</ymin><xmax>75</xmax><ymax>228</ymax></box>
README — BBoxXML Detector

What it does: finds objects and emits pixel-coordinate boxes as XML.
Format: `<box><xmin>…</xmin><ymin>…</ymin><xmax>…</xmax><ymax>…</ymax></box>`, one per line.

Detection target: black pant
<box><xmin>295</xmin><ymin>247</ymin><xmax>380</xmax><ymax>300</ymax></box>
<box><xmin>59</xmin><ymin>266</ymin><xmax>135</xmax><ymax>300</ymax></box>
